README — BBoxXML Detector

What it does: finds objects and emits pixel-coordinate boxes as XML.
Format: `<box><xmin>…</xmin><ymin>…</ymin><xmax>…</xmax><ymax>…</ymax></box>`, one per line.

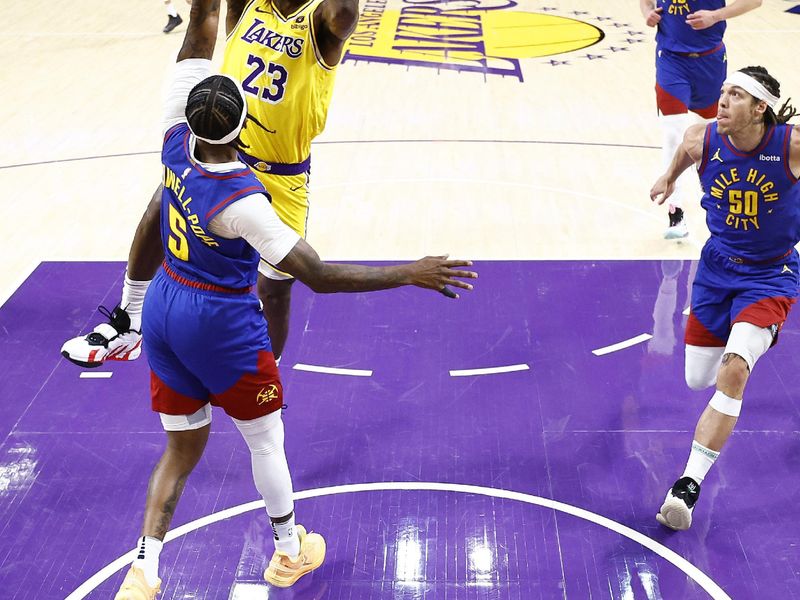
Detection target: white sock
<box><xmin>165</xmin><ymin>1</ymin><xmax>178</xmax><ymax>17</ymax></box>
<box><xmin>121</xmin><ymin>273</ymin><xmax>151</xmax><ymax>332</ymax></box>
<box><xmin>660</xmin><ymin>113</ymin><xmax>694</xmax><ymax>210</ymax></box>
<box><xmin>682</xmin><ymin>440</ymin><xmax>720</xmax><ymax>484</ymax></box>
<box><xmin>271</xmin><ymin>512</ymin><xmax>301</xmax><ymax>558</ymax></box>
<box><xmin>132</xmin><ymin>536</ymin><xmax>163</xmax><ymax>587</ymax></box>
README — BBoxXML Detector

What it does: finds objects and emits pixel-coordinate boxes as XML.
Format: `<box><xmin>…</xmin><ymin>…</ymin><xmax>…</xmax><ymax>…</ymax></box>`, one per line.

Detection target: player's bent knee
<box><xmin>724</xmin><ymin>322</ymin><xmax>774</xmax><ymax>373</ymax></box>
<box><xmin>233</xmin><ymin>410</ymin><xmax>284</xmax><ymax>456</ymax></box>
<box><xmin>684</xmin><ymin>345</ymin><xmax>724</xmax><ymax>390</ymax></box>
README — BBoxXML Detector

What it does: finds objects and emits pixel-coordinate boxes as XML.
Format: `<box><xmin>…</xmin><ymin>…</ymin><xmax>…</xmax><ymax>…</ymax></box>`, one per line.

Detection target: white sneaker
<box><xmin>61</xmin><ymin>305</ymin><xmax>142</xmax><ymax>368</ymax></box>
<box><xmin>664</xmin><ymin>206</ymin><xmax>689</xmax><ymax>240</ymax></box>
<box><xmin>656</xmin><ymin>476</ymin><xmax>700</xmax><ymax>531</ymax></box>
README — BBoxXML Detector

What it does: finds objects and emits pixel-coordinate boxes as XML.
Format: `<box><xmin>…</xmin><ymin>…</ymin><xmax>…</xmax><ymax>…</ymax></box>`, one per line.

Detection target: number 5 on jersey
<box><xmin>168</xmin><ymin>203</ymin><xmax>189</xmax><ymax>261</ymax></box>
<box><xmin>242</xmin><ymin>54</ymin><xmax>288</xmax><ymax>103</ymax></box>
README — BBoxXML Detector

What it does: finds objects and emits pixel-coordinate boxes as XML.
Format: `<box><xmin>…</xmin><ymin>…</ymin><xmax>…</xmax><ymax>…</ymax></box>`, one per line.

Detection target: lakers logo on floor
<box><xmin>343</xmin><ymin>0</ymin><xmax>606</xmax><ymax>81</ymax></box>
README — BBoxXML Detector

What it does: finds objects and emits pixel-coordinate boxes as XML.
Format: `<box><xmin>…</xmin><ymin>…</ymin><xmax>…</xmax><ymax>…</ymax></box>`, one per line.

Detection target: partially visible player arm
<box><xmin>212</xmin><ymin>196</ymin><xmax>477</xmax><ymax>297</ymax></box>
<box><xmin>640</xmin><ymin>0</ymin><xmax>663</xmax><ymax>27</ymax></box>
<box><xmin>225</xmin><ymin>0</ymin><xmax>248</xmax><ymax>36</ymax></box>
<box><xmin>650</xmin><ymin>123</ymin><xmax>706</xmax><ymax>205</ymax></box>
<box><xmin>163</xmin><ymin>1</ymin><xmax>221</xmax><ymax>131</ymax></box>
<box><xmin>789</xmin><ymin>125</ymin><xmax>800</xmax><ymax>180</ymax></box>
<box><xmin>686</xmin><ymin>0</ymin><xmax>761</xmax><ymax>30</ymax></box>
<box><xmin>313</xmin><ymin>0</ymin><xmax>359</xmax><ymax>66</ymax></box>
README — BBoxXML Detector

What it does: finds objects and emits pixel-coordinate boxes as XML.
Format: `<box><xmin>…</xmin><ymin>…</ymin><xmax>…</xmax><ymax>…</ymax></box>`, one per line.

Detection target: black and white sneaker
<box><xmin>656</xmin><ymin>476</ymin><xmax>700</xmax><ymax>531</ymax></box>
<box><xmin>163</xmin><ymin>14</ymin><xmax>183</xmax><ymax>33</ymax></box>
<box><xmin>664</xmin><ymin>206</ymin><xmax>689</xmax><ymax>240</ymax></box>
<box><xmin>61</xmin><ymin>305</ymin><xmax>142</xmax><ymax>368</ymax></box>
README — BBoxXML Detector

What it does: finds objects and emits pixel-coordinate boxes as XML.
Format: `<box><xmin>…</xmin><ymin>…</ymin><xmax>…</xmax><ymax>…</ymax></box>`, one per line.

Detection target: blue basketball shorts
<box><xmin>142</xmin><ymin>269</ymin><xmax>283</xmax><ymax>420</ymax></box>
<box><xmin>655</xmin><ymin>44</ymin><xmax>726</xmax><ymax>117</ymax></box>
<box><xmin>685</xmin><ymin>244</ymin><xmax>799</xmax><ymax>347</ymax></box>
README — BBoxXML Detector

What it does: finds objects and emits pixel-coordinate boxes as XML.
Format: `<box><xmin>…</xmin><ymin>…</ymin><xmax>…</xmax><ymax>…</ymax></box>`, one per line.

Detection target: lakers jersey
<box><xmin>222</xmin><ymin>0</ymin><xmax>338</xmax><ymax>164</ymax></box>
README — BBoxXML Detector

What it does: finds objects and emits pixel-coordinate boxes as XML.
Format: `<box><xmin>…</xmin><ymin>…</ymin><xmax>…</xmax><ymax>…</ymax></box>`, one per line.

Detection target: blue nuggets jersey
<box><xmin>656</xmin><ymin>0</ymin><xmax>726</xmax><ymax>53</ymax></box>
<box><xmin>161</xmin><ymin>123</ymin><xmax>268</xmax><ymax>289</ymax></box>
<box><xmin>698</xmin><ymin>123</ymin><xmax>800</xmax><ymax>262</ymax></box>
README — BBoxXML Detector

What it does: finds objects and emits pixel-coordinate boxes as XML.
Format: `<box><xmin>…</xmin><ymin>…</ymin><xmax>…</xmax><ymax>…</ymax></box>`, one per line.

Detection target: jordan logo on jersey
<box><xmin>242</xmin><ymin>19</ymin><xmax>305</xmax><ymax>58</ymax></box>
<box><xmin>710</xmin><ymin>148</ymin><xmax>723</xmax><ymax>163</ymax></box>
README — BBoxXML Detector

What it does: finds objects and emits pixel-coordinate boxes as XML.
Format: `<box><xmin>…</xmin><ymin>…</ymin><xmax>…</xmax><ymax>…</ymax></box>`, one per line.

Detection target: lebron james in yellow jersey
<box><xmin>220</xmin><ymin>0</ymin><xmax>358</xmax><ymax>357</ymax></box>
<box><xmin>222</xmin><ymin>0</ymin><xmax>339</xmax><ymax>237</ymax></box>
<box><xmin>60</xmin><ymin>0</ymin><xmax>359</xmax><ymax>367</ymax></box>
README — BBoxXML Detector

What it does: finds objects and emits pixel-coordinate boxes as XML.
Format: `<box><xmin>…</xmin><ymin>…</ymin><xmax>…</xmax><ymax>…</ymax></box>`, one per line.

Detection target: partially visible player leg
<box><xmin>253</xmin><ymin>169</ymin><xmax>310</xmax><ymax>362</ymax></box>
<box><xmin>115</xmin><ymin>415</ymin><xmax>211</xmax><ymax>600</ymax></box>
<box><xmin>233</xmin><ymin>411</ymin><xmax>326</xmax><ymax>587</ymax></box>
<box><xmin>61</xmin><ymin>185</ymin><xmax>163</xmax><ymax>367</ymax></box>
<box><xmin>655</xmin><ymin>52</ymin><xmax>694</xmax><ymax>239</ymax></box>
<box><xmin>658</xmin><ymin>322</ymin><xmax>773</xmax><ymax>530</ymax></box>
<box><xmin>257</xmin><ymin>275</ymin><xmax>295</xmax><ymax>362</ymax></box>
<box><xmin>163</xmin><ymin>0</ymin><xmax>183</xmax><ymax>33</ymax></box>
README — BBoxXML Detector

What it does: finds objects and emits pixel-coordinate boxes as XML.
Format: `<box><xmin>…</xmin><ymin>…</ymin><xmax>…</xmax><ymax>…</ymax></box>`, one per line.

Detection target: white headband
<box><xmin>724</xmin><ymin>71</ymin><xmax>779</xmax><ymax>109</ymax></box>
<box><xmin>190</xmin><ymin>75</ymin><xmax>248</xmax><ymax>145</ymax></box>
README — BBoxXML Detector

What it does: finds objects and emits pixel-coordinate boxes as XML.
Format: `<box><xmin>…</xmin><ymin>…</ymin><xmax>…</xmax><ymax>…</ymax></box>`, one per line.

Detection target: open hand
<box><xmin>409</xmin><ymin>256</ymin><xmax>477</xmax><ymax>299</ymax></box>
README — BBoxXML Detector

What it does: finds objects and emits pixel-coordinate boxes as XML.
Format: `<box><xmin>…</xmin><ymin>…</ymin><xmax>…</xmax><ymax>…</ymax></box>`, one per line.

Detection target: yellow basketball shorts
<box><xmin>253</xmin><ymin>169</ymin><xmax>311</xmax><ymax>280</ymax></box>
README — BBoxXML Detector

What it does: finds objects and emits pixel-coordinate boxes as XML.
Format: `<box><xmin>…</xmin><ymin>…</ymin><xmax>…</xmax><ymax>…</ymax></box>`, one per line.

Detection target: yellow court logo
<box><xmin>257</xmin><ymin>384</ymin><xmax>280</xmax><ymax>405</ymax></box>
<box><xmin>343</xmin><ymin>0</ymin><xmax>606</xmax><ymax>81</ymax></box>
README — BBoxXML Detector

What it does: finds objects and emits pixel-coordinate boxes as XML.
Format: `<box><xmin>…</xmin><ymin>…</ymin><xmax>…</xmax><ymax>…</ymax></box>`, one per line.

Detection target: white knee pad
<box><xmin>233</xmin><ymin>411</ymin><xmax>294</xmax><ymax>518</ymax></box>
<box><xmin>685</xmin><ymin>345</ymin><xmax>724</xmax><ymax>390</ymax></box>
<box><xmin>159</xmin><ymin>404</ymin><xmax>212</xmax><ymax>431</ymax></box>
<box><xmin>724</xmin><ymin>321</ymin><xmax>774</xmax><ymax>372</ymax></box>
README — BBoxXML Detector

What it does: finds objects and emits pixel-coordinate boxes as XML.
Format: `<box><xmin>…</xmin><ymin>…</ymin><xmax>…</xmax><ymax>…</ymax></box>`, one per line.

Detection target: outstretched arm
<box><xmin>225</xmin><ymin>0</ymin><xmax>248</xmax><ymax>36</ymax></box>
<box><xmin>177</xmin><ymin>0</ymin><xmax>222</xmax><ymax>61</ymax></box>
<box><xmin>650</xmin><ymin>123</ymin><xmax>706</xmax><ymax>205</ymax></box>
<box><xmin>276</xmin><ymin>239</ymin><xmax>477</xmax><ymax>297</ymax></box>
<box><xmin>686</xmin><ymin>0</ymin><xmax>761</xmax><ymax>30</ymax></box>
<box><xmin>313</xmin><ymin>0</ymin><xmax>359</xmax><ymax>66</ymax></box>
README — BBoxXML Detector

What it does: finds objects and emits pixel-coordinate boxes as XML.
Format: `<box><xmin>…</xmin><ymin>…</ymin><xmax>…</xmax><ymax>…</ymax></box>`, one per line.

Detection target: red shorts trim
<box><xmin>151</xmin><ymin>370</ymin><xmax>208</xmax><ymax>415</ymax></box>
<box><xmin>151</xmin><ymin>351</ymin><xmax>284</xmax><ymax>421</ymax></box>
<box><xmin>692</xmin><ymin>102</ymin><xmax>718</xmax><ymax>119</ymax></box>
<box><xmin>733</xmin><ymin>296</ymin><xmax>795</xmax><ymax>331</ymax></box>
<box><xmin>656</xmin><ymin>83</ymin><xmax>688</xmax><ymax>116</ymax></box>
<box><xmin>684</xmin><ymin>313</ymin><xmax>727</xmax><ymax>347</ymax></box>
<box><xmin>211</xmin><ymin>351</ymin><xmax>283</xmax><ymax>420</ymax></box>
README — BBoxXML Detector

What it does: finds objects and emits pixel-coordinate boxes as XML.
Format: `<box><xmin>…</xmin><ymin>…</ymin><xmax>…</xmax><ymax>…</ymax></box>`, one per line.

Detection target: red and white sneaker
<box><xmin>61</xmin><ymin>305</ymin><xmax>142</xmax><ymax>368</ymax></box>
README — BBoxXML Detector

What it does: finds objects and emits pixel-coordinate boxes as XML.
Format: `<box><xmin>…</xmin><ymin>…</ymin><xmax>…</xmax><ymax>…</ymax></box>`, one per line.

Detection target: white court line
<box><xmin>450</xmin><ymin>364</ymin><xmax>529</xmax><ymax>377</ymax></box>
<box><xmin>293</xmin><ymin>363</ymin><xmax>372</xmax><ymax>377</ymax></box>
<box><xmin>0</xmin><ymin>261</ymin><xmax>39</xmax><ymax>310</ymax></box>
<box><xmin>79</xmin><ymin>372</ymin><xmax>113</xmax><ymax>379</ymax></box>
<box><xmin>65</xmin><ymin>481</ymin><xmax>731</xmax><ymax>600</ymax></box>
<box><xmin>592</xmin><ymin>333</ymin><xmax>653</xmax><ymax>356</ymax></box>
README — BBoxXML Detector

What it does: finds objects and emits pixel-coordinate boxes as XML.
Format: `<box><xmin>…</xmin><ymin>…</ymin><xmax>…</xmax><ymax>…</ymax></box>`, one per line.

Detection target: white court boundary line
<box><xmin>592</xmin><ymin>333</ymin><xmax>653</xmax><ymax>356</ymax></box>
<box><xmin>292</xmin><ymin>363</ymin><xmax>373</xmax><ymax>377</ymax></box>
<box><xmin>65</xmin><ymin>481</ymin><xmax>730</xmax><ymax>600</ymax></box>
<box><xmin>450</xmin><ymin>364</ymin><xmax>529</xmax><ymax>377</ymax></box>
